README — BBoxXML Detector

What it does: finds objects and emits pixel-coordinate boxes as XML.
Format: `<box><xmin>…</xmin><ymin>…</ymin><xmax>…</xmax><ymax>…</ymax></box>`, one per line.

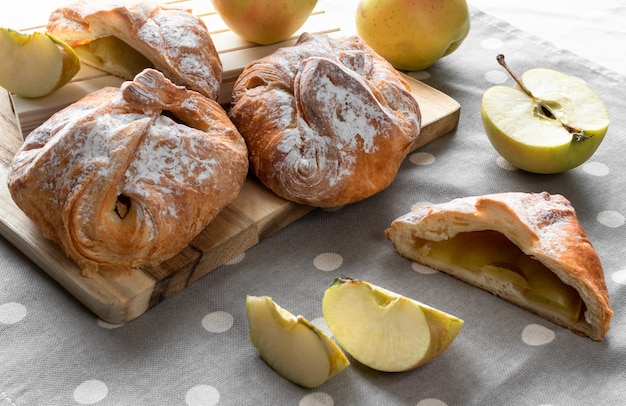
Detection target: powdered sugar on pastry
<box><xmin>229</xmin><ymin>33</ymin><xmax>421</xmax><ymax>207</ymax></box>
<box><xmin>48</xmin><ymin>0</ymin><xmax>223</xmax><ymax>100</ymax></box>
<box><xmin>8</xmin><ymin>69</ymin><xmax>248</xmax><ymax>276</ymax></box>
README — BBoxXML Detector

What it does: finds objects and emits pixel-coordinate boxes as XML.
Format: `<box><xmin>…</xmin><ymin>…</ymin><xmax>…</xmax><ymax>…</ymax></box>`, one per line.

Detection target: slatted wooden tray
<box><xmin>0</xmin><ymin>1</ymin><xmax>461</xmax><ymax>323</ymax></box>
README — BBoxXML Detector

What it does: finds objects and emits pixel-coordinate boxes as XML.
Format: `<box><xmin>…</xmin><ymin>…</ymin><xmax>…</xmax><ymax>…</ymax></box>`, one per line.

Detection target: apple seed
<box><xmin>496</xmin><ymin>54</ymin><xmax>588</xmax><ymax>142</ymax></box>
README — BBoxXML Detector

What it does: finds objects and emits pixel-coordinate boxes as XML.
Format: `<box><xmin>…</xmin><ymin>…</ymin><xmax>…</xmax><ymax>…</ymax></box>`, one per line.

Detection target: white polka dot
<box><xmin>496</xmin><ymin>156</ymin><xmax>518</xmax><ymax>171</ymax></box>
<box><xmin>0</xmin><ymin>302</ymin><xmax>27</xmax><ymax>324</ymax></box>
<box><xmin>185</xmin><ymin>384</ymin><xmax>220</xmax><ymax>406</ymax></box>
<box><xmin>485</xmin><ymin>70</ymin><xmax>508</xmax><ymax>84</ymax></box>
<box><xmin>97</xmin><ymin>319</ymin><xmax>125</xmax><ymax>329</ymax></box>
<box><xmin>411</xmin><ymin>71</ymin><xmax>431</xmax><ymax>81</ymax></box>
<box><xmin>612</xmin><ymin>270</ymin><xmax>626</xmax><ymax>285</ymax></box>
<box><xmin>225</xmin><ymin>252</ymin><xmax>245</xmax><ymax>265</ymax></box>
<box><xmin>300</xmin><ymin>392</ymin><xmax>334</xmax><ymax>406</ymax></box>
<box><xmin>416</xmin><ymin>399</ymin><xmax>448</xmax><ymax>406</ymax></box>
<box><xmin>313</xmin><ymin>253</ymin><xmax>343</xmax><ymax>272</ymax></box>
<box><xmin>582</xmin><ymin>161</ymin><xmax>609</xmax><ymax>176</ymax></box>
<box><xmin>412</xmin><ymin>262</ymin><xmax>438</xmax><ymax>274</ymax></box>
<box><xmin>73</xmin><ymin>380</ymin><xmax>108</xmax><ymax>405</ymax></box>
<box><xmin>522</xmin><ymin>324</ymin><xmax>555</xmax><ymax>346</ymax></box>
<box><xmin>480</xmin><ymin>38</ymin><xmax>503</xmax><ymax>49</ymax></box>
<box><xmin>597</xmin><ymin>210</ymin><xmax>625</xmax><ymax>228</ymax></box>
<box><xmin>201</xmin><ymin>311</ymin><xmax>234</xmax><ymax>333</ymax></box>
<box><xmin>409</xmin><ymin>152</ymin><xmax>435</xmax><ymax>166</ymax></box>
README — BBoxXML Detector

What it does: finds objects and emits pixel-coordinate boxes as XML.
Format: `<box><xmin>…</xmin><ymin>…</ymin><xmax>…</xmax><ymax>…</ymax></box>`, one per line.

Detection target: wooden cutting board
<box><xmin>0</xmin><ymin>1</ymin><xmax>460</xmax><ymax>323</ymax></box>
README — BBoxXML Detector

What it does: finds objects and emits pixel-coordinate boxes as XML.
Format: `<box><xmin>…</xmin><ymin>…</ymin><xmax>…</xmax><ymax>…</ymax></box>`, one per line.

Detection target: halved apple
<box><xmin>246</xmin><ymin>295</ymin><xmax>349</xmax><ymax>388</ymax></box>
<box><xmin>481</xmin><ymin>55</ymin><xmax>609</xmax><ymax>174</ymax></box>
<box><xmin>0</xmin><ymin>28</ymin><xmax>80</xmax><ymax>98</ymax></box>
<box><xmin>322</xmin><ymin>278</ymin><xmax>463</xmax><ymax>372</ymax></box>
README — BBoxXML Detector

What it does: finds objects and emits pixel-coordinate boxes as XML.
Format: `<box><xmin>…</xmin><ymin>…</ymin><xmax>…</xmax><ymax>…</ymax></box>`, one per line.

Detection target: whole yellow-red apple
<box><xmin>211</xmin><ymin>0</ymin><xmax>318</xmax><ymax>45</ymax></box>
<box><xmin>355</xmin><ymin>0</ymin><xmax>470</xmax><ymax>71</ymax></box>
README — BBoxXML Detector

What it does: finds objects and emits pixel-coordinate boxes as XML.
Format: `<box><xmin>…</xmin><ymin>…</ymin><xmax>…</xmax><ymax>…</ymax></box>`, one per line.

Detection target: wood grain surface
<box><xmin>0</xmin><ymin>2</ymin><xmax>460</xmax><ymax>323</ymax></box>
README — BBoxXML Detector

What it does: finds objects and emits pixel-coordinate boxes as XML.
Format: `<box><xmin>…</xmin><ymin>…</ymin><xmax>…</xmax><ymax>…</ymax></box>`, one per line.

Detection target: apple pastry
<box><xmin>385</xmin><ymin>192</ymin><xmax>613</xmax><ymax>340</ymax></box>
<box><xmin>229</xmin><ymin>33</ymin><xmax>421</xmax><ymax>207</ymax></box>
<box><xmin>47</xmin><ymin>0</ymin><xmax>222</xmax><ymax>100</ymax></box>
<box><xmin>8</xmin><ymin>68</ymin><xmax>248</xmax><ymax>277</ymax></box>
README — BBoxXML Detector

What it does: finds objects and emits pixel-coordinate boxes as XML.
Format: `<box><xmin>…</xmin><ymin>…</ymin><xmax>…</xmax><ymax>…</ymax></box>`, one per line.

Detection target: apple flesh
<box><xmin>74</xmin><ymin>36</ymin><xmax>153</xmax><ymax>80</ymax></box>
<box><xmin>0</xmin><ymin>28</ymin><xmax>80</xmax><ymax>98</ymax></box>
<box><xmin>246</xmin><ymin>295</ymin><xmax>349</xmax><ymax>388</ymax></box>
<box><xmin>481</xmin><ymin>57</ymin><xmax>609</xmax><ymax>174</ymax></box>
<box><xmin>322</xmin><ymin>278</ymin><xmax>463</xmax><ymax>372</ymax></box>
<box><xmin>211</xmin><ymin>0</ymin><xmax>318</xmax><ymax>45</ymax></box>
<box><xmin>355</xmin><ymin>0</ymin><xmax>470</xmax><ymax>71</ymax></box>
<box><xmin>414</xmin><ymin>230</ymin><xmax>584</xmax><ymax>322</ymax></box>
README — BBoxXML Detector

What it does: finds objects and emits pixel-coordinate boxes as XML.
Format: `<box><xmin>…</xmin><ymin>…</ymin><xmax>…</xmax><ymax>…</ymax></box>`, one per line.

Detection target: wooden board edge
<box><xmin>402</xmin><ymin>73</ymin><xmax>461</xmax><ymax>151</ymax></box>
<box><xmin>0</xmin><ymin>170</ymin><xmax>156</xmax><ymax>323</ymax></box>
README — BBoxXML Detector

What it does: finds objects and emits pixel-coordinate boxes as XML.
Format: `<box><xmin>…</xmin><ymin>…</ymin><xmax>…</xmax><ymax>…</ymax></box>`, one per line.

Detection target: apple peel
<box><xmin>211</xmin><ymin>0</ymin><xmax>318</xmax><ymax>45</ymax></box>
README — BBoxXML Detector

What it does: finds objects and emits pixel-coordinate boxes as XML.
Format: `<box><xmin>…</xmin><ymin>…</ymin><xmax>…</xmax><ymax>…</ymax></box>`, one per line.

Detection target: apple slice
<box><xmin>74</xmin><ymin>36</ymin><xmax>153</xmax><ymax>80</ymax></box>
<box><xmin>481</xmin><ymin>54</ymin><xmax>609</xmax><ymax>174</ymax></box>
<box><xmin>246</xmin><ymin>295</ymin><xmax>349</xmax><ymax>388</ymax></box>
<box><xmin>517</xmin><ymin>255</ymin><xmax>583</xmax><ymax>322</ymax></box>
<box><xmin>0</xmin><ymin>28</ymin><xmax>80</xmax><ymax>98</ymax></box>
<box><xmin>322</xmin><ymin>278</ymin><xmax>463</xmax><ymax>372</ymax></box>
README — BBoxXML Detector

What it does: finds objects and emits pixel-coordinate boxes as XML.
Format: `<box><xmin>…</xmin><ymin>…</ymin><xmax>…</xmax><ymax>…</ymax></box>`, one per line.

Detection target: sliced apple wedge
<box><xmin>0</xmin><ymin>28</ymin><xmax>80</xmax><ymax>98</ymax></box>
<box><xmin>246</xmin><ymin>295</ymin><xmax>349</xmax><ymax>388</ymax></box>
<box><xmin>322</xmin><ymin>278</ymin><xmax>463</xmax><ymax>372</ymax></box>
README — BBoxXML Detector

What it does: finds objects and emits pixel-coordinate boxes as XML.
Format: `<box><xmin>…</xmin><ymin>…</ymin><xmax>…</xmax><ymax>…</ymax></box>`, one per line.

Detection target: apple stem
<box><xmin>497</xmin><ymin>54</ymin><xmax>533</xmax><ymax>97</ymax></box>
<box><xmin>496</xmin><ymin>54</ymin><xmax>588</xmax><ymax>142</ymax></box>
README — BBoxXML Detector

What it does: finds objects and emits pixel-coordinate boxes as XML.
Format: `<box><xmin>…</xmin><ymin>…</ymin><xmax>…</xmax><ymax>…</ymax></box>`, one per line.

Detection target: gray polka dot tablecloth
<box><xmin>2</xmin><ymin>5</ymin><xmax>626</xmax><ymax>406</ymax></box>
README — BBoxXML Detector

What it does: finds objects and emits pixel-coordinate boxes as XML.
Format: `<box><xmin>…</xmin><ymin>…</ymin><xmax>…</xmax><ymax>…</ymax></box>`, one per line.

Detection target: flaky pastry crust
<box><xmin>8</xmin><ymin>69</ymin><xmax>248</xmax><ymax>276</ymax></box>
<box><xmin>229</xmin><ymin>33</ymin><xmax>421</xmax><ymax>207</ymax></box>
<box><xmin>47</xmin><ymin>0</ymin><xmax>222</xmax><ymax>100</ymax></box>
<box><xmin>385</xmin><ymin>192</ymin><xmax>612</xmax><ymax>340</ymax></box>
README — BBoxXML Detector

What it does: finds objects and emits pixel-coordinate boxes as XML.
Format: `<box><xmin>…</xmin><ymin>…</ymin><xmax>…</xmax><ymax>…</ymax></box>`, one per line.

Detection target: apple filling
<box><xmin>74</xmin><ymin>36</ymin><xmax>153</xmax><ymax>79</ymax></box>
<box><xmin>414</xmin><ymin>230</ymin><xmax>585</xmax><ymax>322</ymax></box>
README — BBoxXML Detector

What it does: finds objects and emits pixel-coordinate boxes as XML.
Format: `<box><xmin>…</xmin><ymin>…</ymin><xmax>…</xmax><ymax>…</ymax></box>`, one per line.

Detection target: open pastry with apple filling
<box><xmin>229</xmin><ymin>33</ymin><xmax>421</xmax><ymax>207</ymax></box>
<box><xmin>47</xmin><ymin>0</ymin><xmax>222</xmax><ymax>100</ymax></box>
<box><xmin>385</xmin><ymin>192</ymin><xmax>613</xmax><ymax>340</ymax></box>
<box><xmin>7</xmin><ymin>68</ymin><xmax>248</xmax><ymax>277</ymax></box>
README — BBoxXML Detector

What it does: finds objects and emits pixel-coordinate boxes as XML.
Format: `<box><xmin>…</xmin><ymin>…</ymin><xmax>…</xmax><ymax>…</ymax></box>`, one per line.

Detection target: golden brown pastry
<box><xmin>229</xmin><ymin>33</ymin><xmax>421</xmax><ymax>207</ymax></box>
<box><xmin>47</xmin><ymin>0</ymin><xmax>222</xmax><ymax>100</ymax></box>
<box><xmin>8</xmin><ymin>68</ymin><xmax>248</xmax><ymax>277</ymax></box>
<box><xmin>385</xmin><ymin>192</ymin><xmax>612</xmax><ymax>340</ymax></box>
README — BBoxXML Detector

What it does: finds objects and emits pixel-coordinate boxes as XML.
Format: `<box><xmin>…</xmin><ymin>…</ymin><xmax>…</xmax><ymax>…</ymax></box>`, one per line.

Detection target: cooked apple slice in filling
<box><xmin>413</xmin><ymin>230</ymin><xmax>584</xmax><ymax>323</ymax></box>
<box><xmin>74</xmin><ymin>36</ymin><xmax>153</xmax><ymax>79</ymax></box>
